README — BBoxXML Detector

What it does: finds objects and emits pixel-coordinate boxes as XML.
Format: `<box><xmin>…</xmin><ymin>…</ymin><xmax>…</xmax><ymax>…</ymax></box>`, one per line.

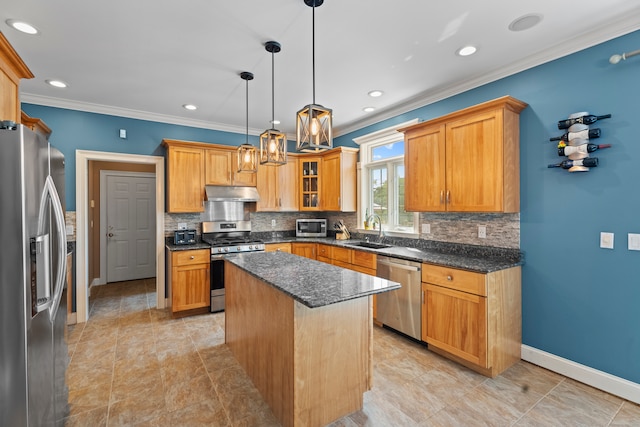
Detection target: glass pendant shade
<box><xmin>260</xmin><ymin>41</ymin><xmax>287</xmax><ymax>165</ymax></box>
<box><xmin>296</xmin><ymin>103</ymin><xmax>333</xmax><ymax>152</ymax></box>
<box><xmin>260</xmin><ymin>128</ymin><xmax>287</xmax><ymax>165</ymax></box>
<box><xmin>237</xmin><ymin>143</ymin><xmax>257</xmax><ymax>172</ymax></box>
<box><xmin>237</xmin><ymin>71</ymin><xmax>257</xmax><ymax>173</ymax></box>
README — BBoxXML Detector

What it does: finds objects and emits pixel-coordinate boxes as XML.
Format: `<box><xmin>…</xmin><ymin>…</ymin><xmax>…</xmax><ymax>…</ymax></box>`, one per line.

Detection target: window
<box><xmin>354</xmin><ymin>119</ymin><xmax>419</xmax><ymax>236</ymax></box>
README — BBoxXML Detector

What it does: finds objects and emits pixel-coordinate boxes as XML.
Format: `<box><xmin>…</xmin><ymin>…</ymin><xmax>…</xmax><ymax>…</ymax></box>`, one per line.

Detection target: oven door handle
<box><xmin>211</xmin><ymin>254</ymin><xmax>226</xmax><ymax>260</ymax></box>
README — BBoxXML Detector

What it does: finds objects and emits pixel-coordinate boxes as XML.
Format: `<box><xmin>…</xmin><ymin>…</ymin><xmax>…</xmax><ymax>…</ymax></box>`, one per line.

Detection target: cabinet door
<box><xmin>446</xmin><ymin>109</ymin><xmax>503</xmax><ymax>212</ymax></box>
<box><xmin>265</xmin><ymin>243</ymin><xmax>291</xmax><ymax>253</ymax></box>
<box><xmin>167</xmin><ymin>146</ymin><xmax>204</xmax><ymax>212</ymax></box>
<box><xmin>278</xmin><ymin>157</ymin><xmax>299</xmax><ymax>211</ymax></box>
<box><xmin>205</xmin><ymin>149</ymin><xmax>232</xmax><ymax>185</ymax></box>
<box><xmin>321</xmin><ymin>152</ymin><xmax>340</xmax><ymax>211</ymax></box>
<box><xmin>405</xmin><ymin>124</ymin><xmax>446</xmax><ymax>212</ymax></box>
<box><xmin>300</xmin><ymin>159</ymin><xmax>321</xmax><ymax>210</ymax></box>
<box><xmin>256</xmin><ymin>163</ymin><xmax>279</xmax><ymax>211</ymax></box>
<box><xmin>232</xmin><ymin>151</ymin><xmax>257</xmax><ymax>186</ymax></box>
<box><xmin>292</xmin><ymin>243</ymin><xmax>316</xmax><ymax>259</ymax></box>
<box><xmin>172</xmin><ymin>263</ymin><xmax>210</xmax><ymax>312</ymax></box>
<box><xmin>424</xmin><ymin>283</ymin><xmax>487</xmax><ymax>368</ymax></box>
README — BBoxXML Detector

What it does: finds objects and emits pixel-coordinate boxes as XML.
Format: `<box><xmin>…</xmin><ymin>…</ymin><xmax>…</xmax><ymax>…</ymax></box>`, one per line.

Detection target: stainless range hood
<box><xmin>205</xmin><ymin>185</ymin><xmax>260</xmax><ymax>202</ymax></box>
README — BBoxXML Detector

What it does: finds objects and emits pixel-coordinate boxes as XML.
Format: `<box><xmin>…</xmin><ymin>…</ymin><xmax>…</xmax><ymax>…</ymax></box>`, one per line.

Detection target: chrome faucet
<box><xmin>370</xmin><ymin>214</ymin><xmax>383</xmax><ymax>239</ymax></box>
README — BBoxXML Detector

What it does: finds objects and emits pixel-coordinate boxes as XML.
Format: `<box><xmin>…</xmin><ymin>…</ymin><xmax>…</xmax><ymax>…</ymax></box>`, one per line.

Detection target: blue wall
<box><xmin>24</xmin><ymin>29</ymin><xmax>640</xmax><ymax>384</ymax></box>
<box><xmin>336</xmin><ymin>30</ymin><xmax>640</xmax><ymax>384</ymax></box>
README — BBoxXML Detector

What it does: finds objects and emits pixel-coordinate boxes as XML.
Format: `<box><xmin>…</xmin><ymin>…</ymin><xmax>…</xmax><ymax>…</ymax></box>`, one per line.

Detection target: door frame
<box><xmin>99</xmin><ymin>170</ymin><xmax>156</xmax><ymax>284</ymax></box>
<box><xmin>76</xmin><ymin>150</ymin><xmax>165</xmax><ymax>323</ymax></box>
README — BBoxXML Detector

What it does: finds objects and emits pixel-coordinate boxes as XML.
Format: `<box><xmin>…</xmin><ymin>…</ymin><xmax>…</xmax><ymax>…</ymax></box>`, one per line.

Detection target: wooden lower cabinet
<box><xmin>169</xmin><ymin>249</ymin><xmax>210</xmax><ymax>314</ymax></box>
<box><xmin>292</xmin><ymin>243</ymin><xmax>316</xmax><ymax>259</ymax></box>
<box><xmin>421</xmin><ymin>263</ymin><xmax>521</xmax><ymax>377</ymax></box>
<box><xmin>265</xmin><ymin>242</ymin><xmax>292</xmax><ymax>253</ymax></box>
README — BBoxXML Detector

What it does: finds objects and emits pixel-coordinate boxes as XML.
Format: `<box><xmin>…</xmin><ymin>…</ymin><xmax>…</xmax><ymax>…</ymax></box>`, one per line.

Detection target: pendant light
<box><xmin>260</xmin><ymin>41</ymin><xmax>287</xmax><ymax>165</ymax></box>
<box><xmin>237</xmin><ymin>71</ymin><xmax>257</xmax><ymax>173</ymax></box>
<box><xmin>296</xmin><ymin>0</ymin><xmax>333</xmax><ymax>152</ymax></box>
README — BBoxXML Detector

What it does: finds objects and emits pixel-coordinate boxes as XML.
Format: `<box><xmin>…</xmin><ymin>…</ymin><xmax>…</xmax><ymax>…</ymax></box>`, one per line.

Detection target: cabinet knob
<box><xmin>447</xmin><ymin>275</ymin><xmax>452</xmax><ymax>281</ymax></box>
<box><xmin>276</xmin><ymin>248</ymin><xmax>281</xmax><ymax>252</ymax></box>
<box><xmin>190</xmin><ymin>256</ymin><xmax>195</xmax><ymax>259</ymax></box>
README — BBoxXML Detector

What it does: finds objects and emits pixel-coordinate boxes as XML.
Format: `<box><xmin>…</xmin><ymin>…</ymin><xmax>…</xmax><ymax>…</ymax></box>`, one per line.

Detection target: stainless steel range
<box><xmin>201</xmin><ymin>218</ymin><xmax>264</xmax><ymax>312</ymax></box>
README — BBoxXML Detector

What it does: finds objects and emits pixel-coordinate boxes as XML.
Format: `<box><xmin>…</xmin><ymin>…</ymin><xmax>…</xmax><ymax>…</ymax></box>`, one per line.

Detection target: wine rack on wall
<box><xmin>548</xmin><ymin>112</ymin><xmax>612</xmax><ymax>172</ymax></box>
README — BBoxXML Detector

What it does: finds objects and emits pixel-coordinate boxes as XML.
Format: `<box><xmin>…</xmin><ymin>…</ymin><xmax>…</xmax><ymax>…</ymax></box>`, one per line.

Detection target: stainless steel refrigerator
<box><xmin>0</xmin><ymin>124</ymin><xmax>69</xmax><ymax>426</ymax></box>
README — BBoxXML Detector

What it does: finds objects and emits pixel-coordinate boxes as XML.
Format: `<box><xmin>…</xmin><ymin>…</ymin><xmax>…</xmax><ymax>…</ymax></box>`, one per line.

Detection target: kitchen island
<box><xmin>224</xmin><ymin>251</ymin><xmax>400</xmax><ymax>427</ymax></box>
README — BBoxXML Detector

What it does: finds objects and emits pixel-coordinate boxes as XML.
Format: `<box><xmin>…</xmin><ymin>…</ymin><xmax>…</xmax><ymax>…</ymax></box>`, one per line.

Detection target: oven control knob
<box><xmin>237</xmin><ymin>246</ymin><xmax>241</xmax><ymax>251</ymax></box>
<box><xmin>225</xmin><ymin>248</ymin><xmax>229</xmax><ymax>252</ymax></box>
<box><xmin>249</xmin><ymin>245</ymin><xmax>253</xmax><ymax>250</ymax></box>
<box><xmin>218</xmin><ymin>248</ymin><xmax>223</xmax><ymax>253</ymax></box>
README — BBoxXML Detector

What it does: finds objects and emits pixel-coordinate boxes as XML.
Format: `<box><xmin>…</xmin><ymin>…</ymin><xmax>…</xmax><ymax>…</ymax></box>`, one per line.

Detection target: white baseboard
<box><xmin>521</xmin><ymin>344</ymin><xmax>640</xmax><ymax>404</ymax></box>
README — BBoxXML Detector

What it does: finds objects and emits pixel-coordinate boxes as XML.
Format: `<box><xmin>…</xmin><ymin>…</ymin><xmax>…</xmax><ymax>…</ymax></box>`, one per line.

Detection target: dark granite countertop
<box><xmin>225</xmin><ymin>252</ymin><xmax>400</xmax><ymax>308</ymax></box>
<box><xmin>165</xmin><ymin>236</ymin><xmax>211</xmax><ymax>251</ymax></box>
<box><xmin>260</xmin><ymin>236</ymin><xmax>522</xmax><ymax>273</ymax></box>
<box><xmin>165</xmin><ymin>234</ymin><xmax>522</xmax><ymax>273</ymax></box>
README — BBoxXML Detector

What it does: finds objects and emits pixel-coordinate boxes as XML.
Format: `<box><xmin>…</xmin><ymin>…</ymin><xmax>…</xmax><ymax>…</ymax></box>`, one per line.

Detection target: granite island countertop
<box><xmin>225</xmin><ymin>251</ymin><xmax>400</xmax><ymax>308</ymax></box>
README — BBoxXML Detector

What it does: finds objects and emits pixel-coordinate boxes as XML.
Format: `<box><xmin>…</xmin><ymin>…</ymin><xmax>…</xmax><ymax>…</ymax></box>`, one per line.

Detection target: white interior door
<box><xmin>104</xmin><ymin>173</ymin><xmax>156</xmax><ymax>283</ymax></box>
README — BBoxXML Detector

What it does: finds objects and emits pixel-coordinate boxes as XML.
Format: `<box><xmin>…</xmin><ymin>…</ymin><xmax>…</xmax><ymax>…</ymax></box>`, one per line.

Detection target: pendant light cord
<box><xmin>245</xmin><ymin>77</ymin><xmax>249</xmax><ymax>144</ymax></box>
<box><xmin>312</xmin><ymin>4</ymin><xmax>316</xmax><ymax>105</ymax></box>
<box><xmin>271</xmin><ymin>49</ymin><xmax>275</xmax><ymax>129</ymax></box>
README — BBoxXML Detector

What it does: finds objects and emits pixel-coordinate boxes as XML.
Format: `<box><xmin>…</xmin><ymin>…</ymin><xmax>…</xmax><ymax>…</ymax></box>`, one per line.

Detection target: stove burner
<box><xmin>203</xmin><ymin>235</ymin><xmax>265</xmax><ymax>255</ymax></box>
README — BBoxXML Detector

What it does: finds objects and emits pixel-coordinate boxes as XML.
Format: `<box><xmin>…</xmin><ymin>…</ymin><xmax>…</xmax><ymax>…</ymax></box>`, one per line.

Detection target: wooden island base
<box><xmin>225</xmin><ymin>262</ymin><xmax>372</xmax><ymax>427</ymax></box>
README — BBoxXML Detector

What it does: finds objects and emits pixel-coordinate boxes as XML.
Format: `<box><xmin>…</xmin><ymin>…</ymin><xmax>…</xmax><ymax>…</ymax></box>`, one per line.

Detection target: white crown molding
<box><xmin>335</xmin><ymin>15</ymin><xmax>640</xmax><ymax>137</ymax></box>
<box><xmin>20</xmin><ymin>93</ymin><xmax>266</xmax><ymax>136</ymax></box>
<box><xmin>521</xmin><ymin>345</ymin><xmax>640</xmax><ymax>405</ymax></box>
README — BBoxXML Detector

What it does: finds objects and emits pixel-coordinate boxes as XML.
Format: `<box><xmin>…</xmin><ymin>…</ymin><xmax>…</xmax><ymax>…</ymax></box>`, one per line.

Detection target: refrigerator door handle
<box><xmin>36</xmin><ymin>175</ymin><xmax>67</xmax><ymax>321</ymax></box>
<box><xmin>33</xmin><ymin>233</ymin><xmax>52</xmax><ymax>313</ymax></box>
<box><xmin>46</xmin><ymin>175</ymin><xmax>67</xmax><ymax>323</ymax></box>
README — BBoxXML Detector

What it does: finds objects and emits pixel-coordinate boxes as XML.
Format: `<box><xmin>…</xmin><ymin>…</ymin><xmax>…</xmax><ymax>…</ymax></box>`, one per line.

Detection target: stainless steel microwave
<box><xmin>296</xmin><ymin>219</ymin><xmax>327</xmax><ymax>237</ymax></box>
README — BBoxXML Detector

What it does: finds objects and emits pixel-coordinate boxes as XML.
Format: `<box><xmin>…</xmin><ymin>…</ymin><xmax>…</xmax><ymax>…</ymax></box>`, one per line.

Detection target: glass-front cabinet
<box><xmin>300</xmin><ymin>158</ymin><xmax>320</xmax><ymax>210</ymax></box>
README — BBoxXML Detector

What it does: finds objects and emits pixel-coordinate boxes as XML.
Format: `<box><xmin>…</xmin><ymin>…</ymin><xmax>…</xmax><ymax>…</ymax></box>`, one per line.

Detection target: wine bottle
<box><xmin>558</xmin><ymin>143</ymin><xmax>611</xmax><ymax>157</ymax></box>
<box><xmin>548</xmin><ymin>157</ymin><xmax>599</xmax><ymax>169</ymax></box>
<box><xmin>557</xmin><ymin>114</ymin><xmax>611</xmax><ymax>129</ymax></box>
<box><xmin>550</xmin><ymin>128</ymin><xmax>601</xmax><ymax>142</ymax></box>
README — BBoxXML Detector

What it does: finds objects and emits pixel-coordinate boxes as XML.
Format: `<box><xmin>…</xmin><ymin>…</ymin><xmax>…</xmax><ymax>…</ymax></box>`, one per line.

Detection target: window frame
<box><xmin>354</xmin><ymin>119</ymin><xmax>419</xmax><ymax>238</ymax></box>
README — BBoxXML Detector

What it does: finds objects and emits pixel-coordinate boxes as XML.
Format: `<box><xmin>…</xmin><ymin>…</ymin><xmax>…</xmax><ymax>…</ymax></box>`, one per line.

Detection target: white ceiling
<box><xmin>3</xmin><ymin>0</ymin><xmax>640</xmax><ymax>138</ymax></box>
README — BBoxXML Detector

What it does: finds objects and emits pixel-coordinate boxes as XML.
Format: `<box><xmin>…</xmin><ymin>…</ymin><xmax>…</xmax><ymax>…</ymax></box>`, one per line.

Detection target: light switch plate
<box><xmin>478</xmin><ymin>225</ymin><xmax>487</xmax><ymax>239</ymax></box>
<box><xmin>66</xmin><ymin>225</ymin><xmax>74</xmax><ymax>235</ymax></box>
<box><xmin>628</xmin><ymin>233</ymin><xmax>640</xmax><ymax>251</ymax></box>
<box><xmin>600</xmin><ymin>232</ymin><xmax>614</xmax><ymax>249</ymax></box>
<box><xmin>422</xmin><ymin>224</ymin><xmax>431</xmax><ymax>234</ymax></box>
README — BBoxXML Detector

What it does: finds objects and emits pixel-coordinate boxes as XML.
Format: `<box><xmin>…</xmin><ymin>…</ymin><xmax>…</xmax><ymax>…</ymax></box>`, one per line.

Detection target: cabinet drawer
<box><xmin>317</xmin><ymin>244</ymin><xmax>331</xmax><ymax>258</ymax></box>
<box><xmin>422</xmin><ymin>263</ymin><xmax>486</xmax><ymax>296</ymax></box>
<box><xmin>172</xmin><ymin>249</ymin><xmax>210</xmax><ymax>266</ymax></box>
<box><xmin>265</xmin><ymin>243</ymin><xmax>291</xmax><ymax>253</ymax></box>
<box><xmin>331</xmin><ymin>246</ymin><xmax>351</xmax><ymax>263</ymax></box>
<box><xmin>352</xmin><ymin>250</ymin><xmax>376</xmax><ymax>270</ymax></box>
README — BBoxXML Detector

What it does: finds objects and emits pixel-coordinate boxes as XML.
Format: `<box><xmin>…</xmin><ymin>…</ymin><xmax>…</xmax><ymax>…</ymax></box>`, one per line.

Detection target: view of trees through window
<box><xmin>366</xmin><ymin>141</ymin><xmax>413</xmax><ymax>232</ymax></box>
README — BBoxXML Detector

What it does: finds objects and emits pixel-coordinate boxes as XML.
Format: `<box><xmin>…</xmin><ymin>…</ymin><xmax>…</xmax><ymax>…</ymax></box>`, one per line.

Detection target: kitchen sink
<box><xmin>346</xmin><ymin>241</ymin><xmax>393</xmax><ymax>249</ymax></box>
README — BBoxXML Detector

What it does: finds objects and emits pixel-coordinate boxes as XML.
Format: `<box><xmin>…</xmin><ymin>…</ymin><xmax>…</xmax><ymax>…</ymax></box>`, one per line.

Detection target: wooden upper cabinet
<box><xmin>257</xmin><ymin>155</ymin><xmax>298</xmax><ymax>212</ymax></box>
<box><xmin>0</xmin><ymin>33</ymin><xmax>34</xmax><ymax>123</ymax></box>
<box><xmin>164</xmin><ymin>142</ymin><xmax>205</xmax><ymax>213</ymax></box>
<box><xmin>21</xmin><ymin>111</ymin><xmax>52</xmax><ymax>139</ymax></box>
<box><xmin>321</xmin><ymin>148</ymin><xmax>357</xmax><ymax>212</ymax></box>
<box><xmin>205</xmin><ymin>148</ymin><xmax>257</xmax><ymax>186</ymax></box>
<box><xmin>401</xmin><ymin>96</ymin><xmax>527</xmax><ymax>213</ymax></box>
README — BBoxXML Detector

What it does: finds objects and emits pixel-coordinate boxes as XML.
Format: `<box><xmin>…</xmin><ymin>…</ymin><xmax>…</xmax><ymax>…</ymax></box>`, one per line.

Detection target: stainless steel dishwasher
<box><xmin>376</xmin><ymin>256</ymin><xmax>422</xmax><ymax>340</ymax></box>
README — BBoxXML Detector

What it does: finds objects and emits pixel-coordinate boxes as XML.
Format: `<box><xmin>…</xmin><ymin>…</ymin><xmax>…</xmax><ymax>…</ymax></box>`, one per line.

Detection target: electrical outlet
<box><xmin>271</xmin><ymin>219</ymin><xmax>276</xmax><ymax>228</ymax></box>
<box><xmin>66</xmin><ymin>225</ymin><xmax>74</xmax><ymax>235</ymax></box>
<box><xmin>628</xmin><ymin>233</ymin><xmax>640</xmax><ymax>251</ymax></box>
<box><xmin>478</xmin><ymin>225</ymin><xmax>487</xmax><ymax>239</ymax></box>
<box><xmin>600</xmin><ymin>232</ymin><xmax>614</xmax><ymax>249</ymax></box>
<box><xmin>178</xmin><ymin>223</ymin><xmax>187</xmax><ymax>230</ymax></box>
<box><xmin>422</xmin><ymin>223</ymin><xmax>431</xmax><ymax>234</ymax></box>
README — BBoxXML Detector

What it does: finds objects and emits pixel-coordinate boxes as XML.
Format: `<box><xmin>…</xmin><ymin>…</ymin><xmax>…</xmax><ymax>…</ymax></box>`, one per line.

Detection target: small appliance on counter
<box><xmin>174</xmin><ymin>229</ymin><xmax>197</xmax><ymax>245</ymax></box>
<box><xmin>296</xmin><ymin>218</ymin><xmax>327</xmax><ymax>237</ymax></box>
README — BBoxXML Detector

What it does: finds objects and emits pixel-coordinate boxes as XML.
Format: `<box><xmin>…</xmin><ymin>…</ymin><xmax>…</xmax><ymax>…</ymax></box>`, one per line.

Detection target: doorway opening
<box><xmin>76</xmin><ymin>150</ymin><xmax>165</xmax><ymax>323</ymax></box>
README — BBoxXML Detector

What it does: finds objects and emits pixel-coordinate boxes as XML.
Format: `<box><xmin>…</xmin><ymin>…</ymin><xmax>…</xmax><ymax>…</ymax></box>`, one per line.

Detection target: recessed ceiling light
<box><xmin>509</xmin><ymin>14</ymin><xmax>543</xmax><ymax>32</ymax></box>
<box><xmin>368</xmin><ymin>90</ymin><xmax>384</xmax><ymax>98</ymax></box>
<box><xmin>363</xmin><ymin>107</ymin><xmax>376</xmax><ymax>113</ymax></box>
<box><xmin>456</xmin><ymin>45</ymin><xmax>477</xmax><ymax>57</ymax></box>
<box><xmin>6</xmin><ymin>19</ymin><xmax>39</xmax><ymax>35</ymax></box>
<box><xmin>45</xmin><ymin>79</ymin><xmax>67</xmax><ymax>88</ymax></box>
<box><xmin>183</xmin><ymin>104</ymin><xmax>197</xmax><ymax>111</ymax></box>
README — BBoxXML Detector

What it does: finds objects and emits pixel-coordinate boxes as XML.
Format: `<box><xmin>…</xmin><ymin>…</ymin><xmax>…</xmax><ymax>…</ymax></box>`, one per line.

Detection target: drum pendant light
<box><xmin>237</xmin><ymin>71</ymin><xmax>257</xmax><ymax>173</ymax></box>
<box><xmin>260</xmin><ymin>41</ymin><xmax>287</xmax><ymax>165</ymax></box>
<box><xmin>296</xmin><ymin>0</ymin><xmax>333</xmax><ymax>152</ymax></box>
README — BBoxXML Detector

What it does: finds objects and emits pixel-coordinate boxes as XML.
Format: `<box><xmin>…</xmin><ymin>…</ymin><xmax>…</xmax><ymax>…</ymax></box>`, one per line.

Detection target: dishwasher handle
<box><xmin>377</xmin><ymin>259</ymin><xmax>421</xmax><ymax>272</ymax></box>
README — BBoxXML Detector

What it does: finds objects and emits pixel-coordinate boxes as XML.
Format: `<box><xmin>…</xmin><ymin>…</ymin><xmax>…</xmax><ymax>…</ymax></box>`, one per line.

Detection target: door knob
<box><xmin>107</xmin><ymin>232</ymin><xmax>114</xmax><ymax>237</ymax></box>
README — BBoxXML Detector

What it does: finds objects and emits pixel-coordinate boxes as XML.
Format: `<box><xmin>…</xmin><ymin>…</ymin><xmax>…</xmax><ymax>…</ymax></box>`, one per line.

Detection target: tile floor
<box><xmin>63</xmin><ymin>279</ymin><xmax>640</xmax><ymax>426</ymax></box>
